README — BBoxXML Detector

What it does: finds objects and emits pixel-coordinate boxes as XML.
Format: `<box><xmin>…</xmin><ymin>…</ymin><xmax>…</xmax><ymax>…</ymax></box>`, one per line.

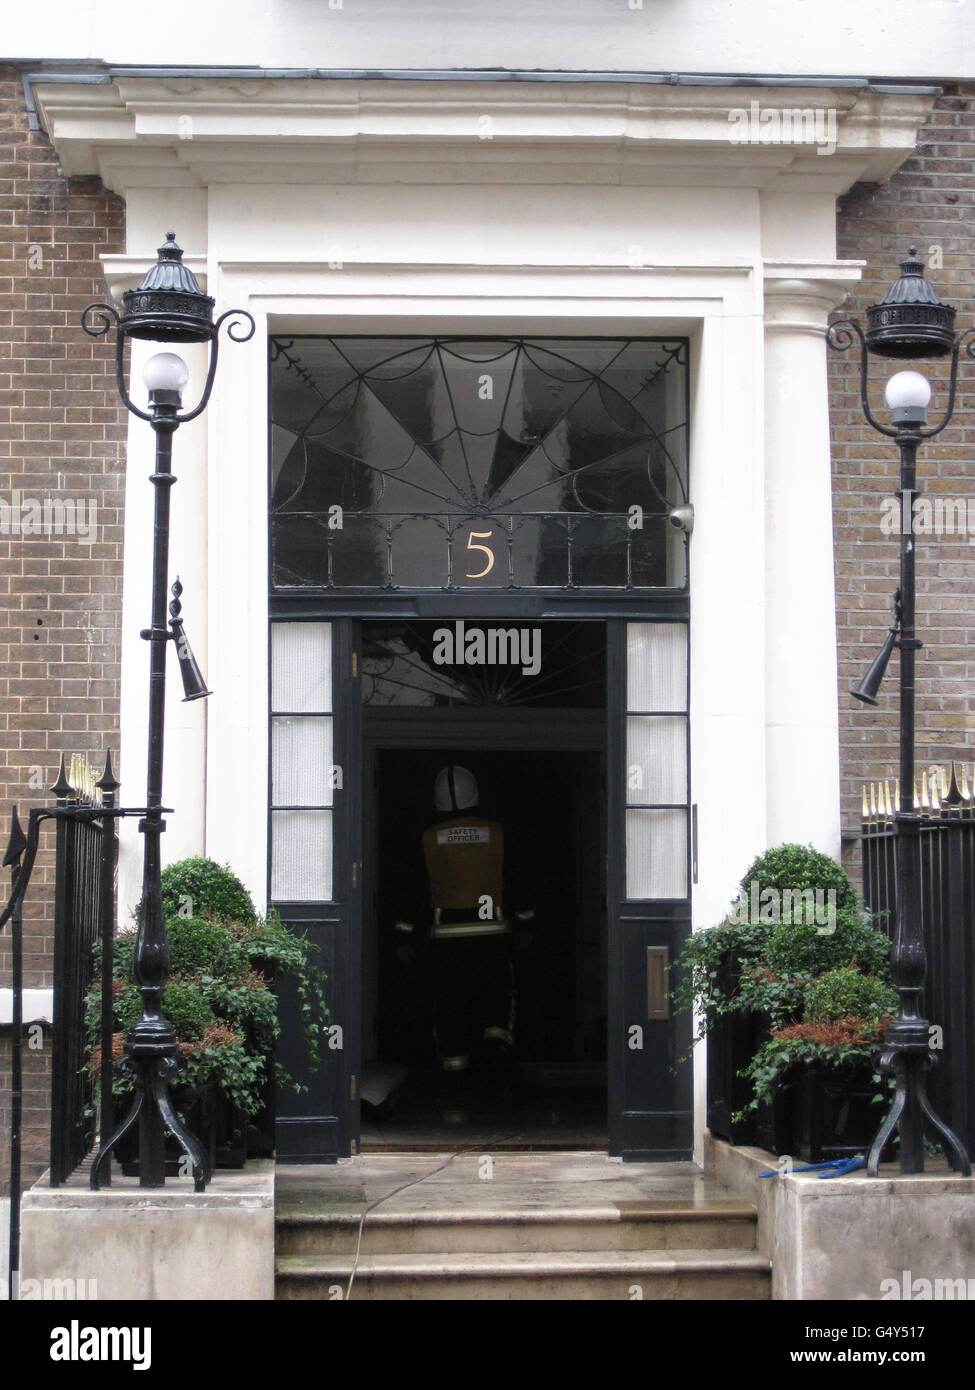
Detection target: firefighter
<box><xmin>422</xmin><ymin>764</ymin><xmax>515</xmax><ymax>1085</ymax></box>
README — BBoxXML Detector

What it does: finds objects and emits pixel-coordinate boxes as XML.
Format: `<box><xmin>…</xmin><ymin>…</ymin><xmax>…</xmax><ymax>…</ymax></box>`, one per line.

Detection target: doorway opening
<box><xmin>359</xmin><ymin>619</ymin><xmax>607</xmax><ymax>1150</ymax></box>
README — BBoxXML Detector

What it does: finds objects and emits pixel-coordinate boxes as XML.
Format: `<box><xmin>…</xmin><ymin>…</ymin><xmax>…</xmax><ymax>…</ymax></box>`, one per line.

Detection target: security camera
<box><xmin>668</xmin><ymin>504</ymin><xmax>694</xmax><ymax>535</ymax></box>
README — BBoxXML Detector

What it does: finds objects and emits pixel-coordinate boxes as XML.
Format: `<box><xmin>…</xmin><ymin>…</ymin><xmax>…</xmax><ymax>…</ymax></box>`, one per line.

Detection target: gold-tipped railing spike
<box><xmin>913</xmin><ymin>777</ymin><xmax>921</xmax><ymax>812</ymax></box>
<box><xmin>869</xmin><ymin>782</ymin><xmax>878</xmax><ymax>820</ymax></box>
<box><xmin>862</xmin><ymin>784</ymin><xmax>870</xmax><ymax>821</ymax></box>
<box><xmin>68</xmin><ymin>752</ymin><xmax>82</xmax><ymax>802</ymax></box>
<box><xmin>920</xmin><ymin>773</ymin><xmax>930</xmax><ymax>812</ymax></box>
<box><xmin>930</xmin><ymin>771</ymin><xmax>942</xmax><ymax>815</ymax></box>
<box><xmin>961</xmin><ymin>763</ymin><xmax>972</xmax><ymax>805</ymax></box>
<box><xmin>884</xmin><ymin>780</ymin><xmax>893</xmax><ymax>820</ymax></box>
<box><xmin>67</xmin><ymin>751</ymin><xmax>98</xmax><ymax>805</ymax></box>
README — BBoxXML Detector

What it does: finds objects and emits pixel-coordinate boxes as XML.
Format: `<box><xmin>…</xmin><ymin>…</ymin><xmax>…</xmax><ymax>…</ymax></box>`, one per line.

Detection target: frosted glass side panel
<box><xmin>626</xmin><ymin>809</ymin><xmax>687</xmax><ymax>899</ymax></box>
<box><xmin>626</xmin><ymin>716</ymin><xmax>686</xmax><ymax>804</ymax></box>
<box><xmin>271</xmin><ymin>622</ymin><xmax>332</xmax><ymax>712</ymax></box>
<box><xmin>626</xmin><ymin>623</ymin><xmax>687</xmax><ymax>711</ymax></box>
<box><xmin>271</xmin><ymin>809</ymin><xmax>333</xmax><ymax>901</ymax></box>
<box><xmin>272</xmin><ymin>717</ymin><xmax>334</xmax><ymax>806</ymax></box>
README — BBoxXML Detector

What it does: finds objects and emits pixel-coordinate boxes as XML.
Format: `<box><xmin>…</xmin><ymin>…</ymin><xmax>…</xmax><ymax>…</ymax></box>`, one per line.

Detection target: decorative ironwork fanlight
<box><xmin>269</xmin><ymin>336</ymin><xmax>689</xmax><ymax>593</ymax></box>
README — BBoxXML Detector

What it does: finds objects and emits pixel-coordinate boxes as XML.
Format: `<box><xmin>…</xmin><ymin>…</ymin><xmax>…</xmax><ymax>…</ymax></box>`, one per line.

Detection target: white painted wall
<box><xmin>6</xmin><ymin>0</ymin><xmax>972</xmax><ymax>80</ymax></box>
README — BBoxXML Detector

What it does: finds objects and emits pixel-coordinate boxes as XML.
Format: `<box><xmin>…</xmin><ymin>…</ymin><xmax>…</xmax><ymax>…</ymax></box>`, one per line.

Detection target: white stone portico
<box><xmin>33</xmin><ymin>74</ymin><xmax>933</xmax><ymax>1154</ymax></box>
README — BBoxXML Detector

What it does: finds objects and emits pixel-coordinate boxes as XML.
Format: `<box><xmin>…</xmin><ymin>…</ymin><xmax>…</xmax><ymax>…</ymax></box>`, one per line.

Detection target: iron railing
<box><xmin>861</xmin><ymin>762</ymin><xmax>975</xmax><ymax>1157</ymax></box>
<box><xmin>1</xmin><ymin>752</ymin><xmax>122</xmax><ymax>1299</ymax></box>
<box><xmin>50</xmin><ymin>754</ymin><xmax>119</xmax><ymax>1185</ymax></box>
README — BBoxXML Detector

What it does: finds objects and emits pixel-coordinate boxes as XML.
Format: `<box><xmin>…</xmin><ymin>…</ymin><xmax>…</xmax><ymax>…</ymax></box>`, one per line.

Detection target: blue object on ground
<box><xmin>759</xmin><ymin>1155</ymin><xmax>866</xmax><ymax>1178</ymax></box>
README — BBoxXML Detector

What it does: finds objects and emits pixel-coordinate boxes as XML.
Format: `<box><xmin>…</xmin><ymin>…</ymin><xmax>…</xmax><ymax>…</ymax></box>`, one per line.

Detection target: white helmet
<box><xmin>434</xmin><ymin>765</ymin><xmax>479</xmax><ymax>813</ymax></box>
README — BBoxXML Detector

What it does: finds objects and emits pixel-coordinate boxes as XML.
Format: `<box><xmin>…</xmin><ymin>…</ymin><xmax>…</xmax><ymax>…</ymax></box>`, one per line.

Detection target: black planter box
<box><xmin>706</xmin><ymin>954</ymin><xmax>763</xmax><ymax>1143</ymax></box>
<box><xmin>705</xmin><ymin>953</ymin><xmax>792</xmax><ymax>1149</ymax></box>
<box><xmin>214</xmin><ymin>1093</ymin><xmax>248</xmax><ymax>1169</ymax></box>
<box><xmin>791</xmin><ymin>1061</ymin><xmax>885</xmax><ymax>1164</ymax></box>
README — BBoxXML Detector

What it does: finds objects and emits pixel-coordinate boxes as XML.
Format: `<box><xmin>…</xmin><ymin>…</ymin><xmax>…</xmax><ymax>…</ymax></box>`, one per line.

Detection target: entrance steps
<box><xmin>275</xmin><ymin>1152</ymin><xmax>770</xmax><ymax>1300</ymax></box>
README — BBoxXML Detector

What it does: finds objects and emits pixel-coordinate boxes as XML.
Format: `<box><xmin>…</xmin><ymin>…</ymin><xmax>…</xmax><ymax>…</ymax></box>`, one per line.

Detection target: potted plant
<box><xmin>672</xmin><ymin>843</ymin><xmax>894</xmax><ymax>1158</ymax></box>
<box><xmin>87</xmin><ymin>857</ymin><xmax>328</xmax><ymax>1171</ymax></box>
<box><xmin>738</xmin><ymin>967</ymin><xmax>898</xmax><ymax>1162</ymax></box>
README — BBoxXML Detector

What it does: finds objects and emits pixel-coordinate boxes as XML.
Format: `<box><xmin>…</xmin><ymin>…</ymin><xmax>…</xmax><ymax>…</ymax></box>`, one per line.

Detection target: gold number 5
<box><xmin>465</xmin><ymin>530</ymin><xmax>495</xmax><ymax>579</ymax></box>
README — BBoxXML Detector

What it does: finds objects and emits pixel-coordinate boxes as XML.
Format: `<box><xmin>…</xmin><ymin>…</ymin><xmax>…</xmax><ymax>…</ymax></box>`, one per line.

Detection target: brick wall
<box><xmin>0</xmin><ymin>66</ymin><xmax>126</xmax><ymax>1186</ymax></box>
<box><xmin>832</xmin><ymin>83</ymin><xmax>975</xmax><ymax>873</ymax></box>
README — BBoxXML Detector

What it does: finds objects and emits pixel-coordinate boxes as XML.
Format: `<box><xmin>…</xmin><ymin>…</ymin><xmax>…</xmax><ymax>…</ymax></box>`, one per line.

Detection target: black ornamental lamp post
<box><xmin>82</xmin><ymin>233</ymin><xmax>254</xmax><ymax>1190</ymax></box>
<box><xmin>828</xmin><ymin>249</ymin><xmax>972</xmax><ymax>1177</ymax></box>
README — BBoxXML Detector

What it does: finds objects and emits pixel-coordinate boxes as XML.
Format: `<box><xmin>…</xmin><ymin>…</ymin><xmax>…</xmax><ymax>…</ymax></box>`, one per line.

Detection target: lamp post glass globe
<box><xmin>143</xmin><ymin>351</ymin><xmax>189</xmax><ymax>395</ymax></box>
<box><xmin>884</xmin><ymin>370</ymin><xmax>931</xmax><ymax>413</ymax></box>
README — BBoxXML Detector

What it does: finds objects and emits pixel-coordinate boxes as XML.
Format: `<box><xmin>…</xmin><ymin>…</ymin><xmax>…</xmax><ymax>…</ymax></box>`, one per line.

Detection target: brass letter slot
<box><xmin>646</xmin><ymin>946</ymin><xmax>669</xmax><ymax>1020</ymax></box>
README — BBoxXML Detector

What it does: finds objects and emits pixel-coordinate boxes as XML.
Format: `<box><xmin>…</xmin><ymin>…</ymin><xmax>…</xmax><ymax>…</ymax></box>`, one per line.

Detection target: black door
<box><xmin>271</xmin><ymin>619</ymin><xmax>362</xmax><ymax>1161</ymax></box>
<box><xmin>607</xmin><ymin>619</ymin><xmax>693</xmax><ymax>1159</ymax></box>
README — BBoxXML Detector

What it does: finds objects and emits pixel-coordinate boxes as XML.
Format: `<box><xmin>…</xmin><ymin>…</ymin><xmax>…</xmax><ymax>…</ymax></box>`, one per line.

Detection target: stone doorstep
<box><xmin>277</xmin><ymin>1249</ymin><xmax>770</xmax><ymax>1277</ymax></box>
<box><xmin>275</xmin><ymin>1202</ymin><xmax>760</xmax><ymax>1255</ymax></box>
<box><xmin>276</xmin><ymin>1248</ymin><xmax>772</xmax><ymax>1301</ymax></box>
<box><xmin>274</xmin><ymin>1152</ymin><xmax>771</xmax><ymax>1296</ymax></box>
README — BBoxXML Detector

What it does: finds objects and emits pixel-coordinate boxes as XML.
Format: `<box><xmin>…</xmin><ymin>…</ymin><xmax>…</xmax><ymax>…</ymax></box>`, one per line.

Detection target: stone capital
<box><xmin>764</xmin><ymin>260</ymin><xmax>864</xmax><ymax>337</ymax></box>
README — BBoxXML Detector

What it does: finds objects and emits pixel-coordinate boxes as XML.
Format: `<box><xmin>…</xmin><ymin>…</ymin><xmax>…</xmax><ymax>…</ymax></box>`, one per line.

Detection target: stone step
<box><xmin>275</xmin><ymin>1248</ymin><xmax>771</xmax><ymax>1300</ymax></box>
<box><xmin>275</xmin><ymin>1201</ymin><xmax>758</xmax><ymax>1258</ymax></box>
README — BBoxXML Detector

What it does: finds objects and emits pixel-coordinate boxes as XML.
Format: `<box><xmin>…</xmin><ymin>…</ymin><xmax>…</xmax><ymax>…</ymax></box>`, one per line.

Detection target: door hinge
<box><xmin>352</xmin><ymin>862</ymin><xmax>359</xmax><ymax>888</ymax></box>
<box><xmin>352</xmin><ymin>651</ymin><xmax>358</xmax><ymax>677</ymax></box>
<box><xmin>350</xmin><ymin>1073</ymin><xmax>357</xmax><ymax>1101</ymax></box>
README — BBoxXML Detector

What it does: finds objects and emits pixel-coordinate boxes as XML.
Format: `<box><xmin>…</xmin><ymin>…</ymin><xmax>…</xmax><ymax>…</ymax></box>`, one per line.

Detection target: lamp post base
<box><xmin>866</xmin><ymin>1044</ymin><xmax>971</xmax><ymax>1178</ymax></box>
<box><xmin>90</xmin><ymin>1049</ymin><xmax>211</xmax><ymax>1193</ymax></box>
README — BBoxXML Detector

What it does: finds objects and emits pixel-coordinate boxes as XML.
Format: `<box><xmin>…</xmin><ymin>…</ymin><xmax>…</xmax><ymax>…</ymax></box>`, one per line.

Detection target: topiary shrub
<box><xmin>803</xmin><ymin>967</ymin><xmax>898</xmax><ymax>1026</ymax></box>
<box><xmin>671</xmin><ymin>843</ymin><xmax>880</xmax><ymax>1031</ymax></box>
<box><xmin>736</xmin><ymin>843</ymin><xmax>859</xmax><ymax>916</ymax></box>
<box><xmin>159</xmin><ymin>856</ymin><xmax>256</xmax><ymax>924</ymax></box>
<box><xmin>165</xmin><ymin>915</ymin><xmax>250</xmax><ymax>979</ymax></box>
<box><xmin>671</xmin><ymin>842</ymin><xmax>897</xmax><ymax>1132</ymax></box>
<box><xmin>762</xmin><ymin>904</ymin><xmax>891</xmax><ymax>980</ymax></box>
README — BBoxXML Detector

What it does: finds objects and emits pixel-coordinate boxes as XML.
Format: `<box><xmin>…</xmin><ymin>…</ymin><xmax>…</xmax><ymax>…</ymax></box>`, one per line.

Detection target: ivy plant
<box><xmin>87</xmin><ymin>857</ymin><xmax>329</xmax><ymax>1122</ymax></box>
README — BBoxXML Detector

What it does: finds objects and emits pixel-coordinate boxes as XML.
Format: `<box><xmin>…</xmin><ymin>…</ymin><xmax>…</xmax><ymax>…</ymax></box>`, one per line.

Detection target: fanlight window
<box><xmin>270</xmin><ymin>337</ymin><xmax>688</xmax><ymax>592</ymax></box>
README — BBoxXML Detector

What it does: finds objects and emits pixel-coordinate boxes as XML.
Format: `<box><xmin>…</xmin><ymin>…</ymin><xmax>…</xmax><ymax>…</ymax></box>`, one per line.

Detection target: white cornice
<box><xmin>101</xmin><ymin>254</ymin><xmax>755</xmax><ymax>301</ymax></box>
<box><xmin>35</xmin><ymin>77</ymin><xmax>935</xmax><ymax>199</ymax></box>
